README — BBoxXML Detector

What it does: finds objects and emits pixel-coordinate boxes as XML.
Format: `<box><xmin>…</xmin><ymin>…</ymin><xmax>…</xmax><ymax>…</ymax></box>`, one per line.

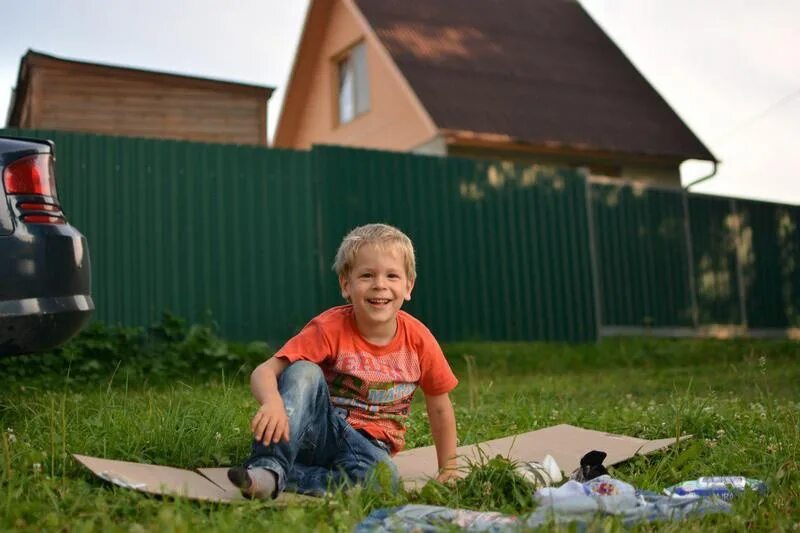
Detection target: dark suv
<box><xmin>0</xmin><ymin>135</ymin><xmax>93</xmax><ymax>356</ymax></box>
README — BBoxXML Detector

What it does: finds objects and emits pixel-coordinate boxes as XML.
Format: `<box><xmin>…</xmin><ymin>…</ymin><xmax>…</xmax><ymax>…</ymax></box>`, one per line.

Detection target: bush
<box><xmin>0</xmin><ymin>313</ymin><xmax>271</xmax><ymax>387</ymax></box>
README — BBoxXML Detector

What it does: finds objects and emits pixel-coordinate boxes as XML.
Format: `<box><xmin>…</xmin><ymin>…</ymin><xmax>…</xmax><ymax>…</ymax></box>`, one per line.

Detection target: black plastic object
<box><xmin>570</xmin><ymin>450</ymin><xmax>609</xmax><ymax>482</ymax></box>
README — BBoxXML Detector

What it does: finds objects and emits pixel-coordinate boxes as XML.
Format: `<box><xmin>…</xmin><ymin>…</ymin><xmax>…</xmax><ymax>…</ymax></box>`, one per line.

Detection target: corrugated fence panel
<box><xmin>687</xmin><ymin>194</ymin><xmax>742</xmax><ymax>325</ymax></box>
<box><xmin>314</xmin><ymin>146</ymin><xmax>597</xmax><ymax>342</ymax></box>
<box><xmin>590</xmin><ymin>181</ymin><xmax>693</xmax><ymax>327</ymax></box>
<box><xmin>4</xmin><ymin>129</ymin><xmax>798</xmax><ymax>341</ymax></box>
<box><xmin>1</xmin><ymin>129</ymin><xmax>319</xmax><ymax>344</ymax></box>
<box><xmin>735</xmin><ymin>199</ymin><xmax>800</xmax><ymax>328</ymax></box>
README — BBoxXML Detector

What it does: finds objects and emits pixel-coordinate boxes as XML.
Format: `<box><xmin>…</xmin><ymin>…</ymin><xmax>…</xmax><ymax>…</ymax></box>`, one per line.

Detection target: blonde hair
<box><xmin>333</xmin><ymin>223</ymin><xmax>416</xmax><ymax>281</ymax></box>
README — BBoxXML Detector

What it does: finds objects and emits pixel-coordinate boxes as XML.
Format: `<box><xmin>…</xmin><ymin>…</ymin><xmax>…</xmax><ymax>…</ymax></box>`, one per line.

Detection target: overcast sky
<box><xmin>2</xmin><ymin>0</ymin><xmax>798</xmax><ymax>204</ymax></box>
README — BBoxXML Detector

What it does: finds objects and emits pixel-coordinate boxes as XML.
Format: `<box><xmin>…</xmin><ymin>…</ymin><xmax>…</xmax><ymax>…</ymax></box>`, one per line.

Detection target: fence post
<box><xmin>584</xmin><ymin>175</ymin><xmax>603</xmax><ymax>340</ymax></box>
<box><xmin>731</xmin><ymin>198</ymin><xmax>749</xmax><ymax>328</ymax></box>
<box><xmin>682</xmin><ymin>191</ymin><xmax>700</xmax><ymax>329</ymax></box>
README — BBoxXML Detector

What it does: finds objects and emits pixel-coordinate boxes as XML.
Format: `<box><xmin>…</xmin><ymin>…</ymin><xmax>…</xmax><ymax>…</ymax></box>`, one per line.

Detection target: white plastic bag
<box><xmin>514</xmin><ymin>454</ymin><xmax>563</xmax><ymax>488</ymax></box>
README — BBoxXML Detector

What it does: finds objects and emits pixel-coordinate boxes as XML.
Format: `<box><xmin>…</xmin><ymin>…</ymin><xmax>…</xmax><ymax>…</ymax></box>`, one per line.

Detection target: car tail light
<box><xmin>22</xmin><ymin>214</ymin><xmax>65</xmax><ymax>225</ymax></box>
<box><xmin>3</xmin><ymin>154</ymin><xmax>58</xmax><ymax>198</ymax></box>
<box><xmin>17</xmin><ymin>201</ymin><xmax>66</xmax><ymax>224</ymax></box>
<box><xmin>18</xmin><ymin>202</ymin><xmax>60</xmax><ymax>212</ymax></box>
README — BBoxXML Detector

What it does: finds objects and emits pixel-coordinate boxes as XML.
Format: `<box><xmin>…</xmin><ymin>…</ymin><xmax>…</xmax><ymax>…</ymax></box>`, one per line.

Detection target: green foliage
<box><xmin>416</xmin><ymin>453</ymin><xmax>535</xmax><ymax>514</ymax></box>
<box><xmin>0</xmin><ymin>333</ymin><xmax>798</xmax><ymax>530</ymax></box>
<box><xmin>0</xmin><ymin>313</ymin><xmax>271</xmax><ymax>387</ymax></box>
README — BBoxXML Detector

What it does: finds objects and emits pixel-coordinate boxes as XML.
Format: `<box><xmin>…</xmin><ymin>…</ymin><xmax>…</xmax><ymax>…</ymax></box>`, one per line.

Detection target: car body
<box><xmin>0</xmin><ymin>135</ymin><xmax>93</xmax><ymax>356</ymax></box>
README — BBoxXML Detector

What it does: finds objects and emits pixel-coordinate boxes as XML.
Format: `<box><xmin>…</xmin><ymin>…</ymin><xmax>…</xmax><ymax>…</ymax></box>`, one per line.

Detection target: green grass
<box><xmin>1</xmin><ymin>325</ymin><xmax>798</xmax><ymax>531</ymax></box>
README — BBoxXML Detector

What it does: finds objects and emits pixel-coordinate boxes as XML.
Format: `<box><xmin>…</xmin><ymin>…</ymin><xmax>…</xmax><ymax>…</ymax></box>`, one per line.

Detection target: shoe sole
<box><xmin>227</xmin><ymin>466</ymin><xmax>253</xmax><ymax>491</ymax></box>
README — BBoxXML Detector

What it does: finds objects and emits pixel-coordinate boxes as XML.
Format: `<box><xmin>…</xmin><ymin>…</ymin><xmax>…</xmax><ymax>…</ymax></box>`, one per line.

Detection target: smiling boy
<box><xmin>228</xmin><ymin>223</ymin><xmax>459</xmax><ymax>499</ymax></box>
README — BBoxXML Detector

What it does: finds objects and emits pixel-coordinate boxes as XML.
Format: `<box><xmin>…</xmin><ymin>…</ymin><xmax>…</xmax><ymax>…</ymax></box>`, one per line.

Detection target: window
<box><xmin>337</xmin><ymin>42</ymin><xmax>369</xmax><ymax>124</ymax></box>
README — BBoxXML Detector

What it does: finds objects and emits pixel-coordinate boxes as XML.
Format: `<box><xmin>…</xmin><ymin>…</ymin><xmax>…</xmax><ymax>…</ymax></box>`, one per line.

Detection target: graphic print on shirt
<box><xmin>324</xmin><ymin>349</ymin><xmax>421</xmax><ymax>450</ymax></box>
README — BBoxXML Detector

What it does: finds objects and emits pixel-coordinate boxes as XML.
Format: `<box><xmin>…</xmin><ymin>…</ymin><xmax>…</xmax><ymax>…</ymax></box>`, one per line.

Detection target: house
<box><xmin>6</xmin><ymin>50</ymin><xmax>273</xmax><ymax>146</ymax></box>
<box><xmin>273</xmin><ymin>0</ymin><xmax>716</xmax><ymax>185</ymax></box>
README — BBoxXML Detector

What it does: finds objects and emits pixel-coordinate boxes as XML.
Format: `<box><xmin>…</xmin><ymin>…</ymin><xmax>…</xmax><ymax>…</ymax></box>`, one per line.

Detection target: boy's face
<box><xmin>339</xmin><ymin>244</ymin><xmax>414</xmax><ymax>334</ymax></box>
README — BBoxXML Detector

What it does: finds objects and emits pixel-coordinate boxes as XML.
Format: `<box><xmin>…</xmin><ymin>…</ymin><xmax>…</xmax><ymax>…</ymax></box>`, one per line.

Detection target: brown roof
<box><xmin>355</xmin><ymin>0</ymin><xmax>715</xmax><ymax>162</ymax></box>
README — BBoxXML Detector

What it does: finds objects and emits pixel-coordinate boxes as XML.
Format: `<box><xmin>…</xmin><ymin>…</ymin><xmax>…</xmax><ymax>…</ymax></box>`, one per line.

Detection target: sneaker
<box><xmin>227</xmin><ymin>466</ymin><xmax>278</xmax><ymax>499</ymax></box>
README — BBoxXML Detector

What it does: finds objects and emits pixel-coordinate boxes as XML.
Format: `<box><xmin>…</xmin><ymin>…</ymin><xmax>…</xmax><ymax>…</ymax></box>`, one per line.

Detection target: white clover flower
<box><xmin>32</xmin><ymin>463</ymin><xmax>41</xmax><ymax>473</ymax></box>
<box><xmin>214</xmin><ymin>432</ymin><xmax>222</xmax><ymax>441</ymax></box>
<box><xmin>766</xmin><ymin>443</ymin><xmax>778</xmax><ymax>453</ymax></box>
<box><xmin>7</xmin><ymin>434</ymin><xmax>17</xmax><ymax>444</ymax></box>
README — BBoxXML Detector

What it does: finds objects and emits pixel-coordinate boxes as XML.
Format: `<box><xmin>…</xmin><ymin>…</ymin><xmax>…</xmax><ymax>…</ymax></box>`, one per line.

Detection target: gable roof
<box><xmin>354</xmin><ymin>0</ymin><xmax>716</xmax><ymax>162</ymax></box>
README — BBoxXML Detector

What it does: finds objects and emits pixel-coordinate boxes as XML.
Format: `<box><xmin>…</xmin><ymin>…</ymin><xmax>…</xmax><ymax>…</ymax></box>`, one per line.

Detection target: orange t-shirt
<box><xmin>274</xmin><ymin>305</ymin><xmax>458</xmax><ymax>454</ymax></box>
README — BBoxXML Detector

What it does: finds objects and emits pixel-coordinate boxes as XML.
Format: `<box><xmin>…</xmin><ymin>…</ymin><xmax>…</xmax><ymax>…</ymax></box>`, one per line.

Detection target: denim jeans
<box><xmin>243</xmin><ymin>361</ymin><xmax>399</xmax><ymax>496</ymax></box>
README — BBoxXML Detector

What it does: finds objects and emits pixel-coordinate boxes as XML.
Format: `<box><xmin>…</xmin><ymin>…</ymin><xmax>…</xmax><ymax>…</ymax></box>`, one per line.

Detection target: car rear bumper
<box><xmin>0</xmin><ymin>224</ymin><xmax>94</xmax><ymax>356</ymax></box>
<box><xmin>0</xmin><ymin>225</ymin><xmax>91</xmax><ymax>300</ymax></box>
<box><xmin>0</xmin><ymin>295</ymin><xmax>94</xmax><ymax>355</ymax></box>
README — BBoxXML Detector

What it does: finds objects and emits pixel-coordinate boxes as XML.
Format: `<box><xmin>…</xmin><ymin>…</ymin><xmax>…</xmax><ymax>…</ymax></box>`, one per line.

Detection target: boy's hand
<box><xmin>436</xmin><ymin>466</ymin><xmax>461</xmax><ymax>485</ymax></box>
<box><xmin>425</xmin><ymin>392</ymin><xmax>459</xmax><ymax>486</ymax></box>
<box><xmin>251</xmin><ymin>400</ymin><xmax>290</xmax><ymax>445</ymax></box>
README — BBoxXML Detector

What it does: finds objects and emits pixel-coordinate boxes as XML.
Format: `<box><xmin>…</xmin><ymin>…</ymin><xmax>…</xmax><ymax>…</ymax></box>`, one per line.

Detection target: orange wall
<box><xmin>448</xmin><ymin>144</ymin><xmax>682</xmax><ymax>187</ymax></box>
<box><xmin>275</xmin><ymin>0</ymin><xmax>436</xmax><ymax>150</ymax></box>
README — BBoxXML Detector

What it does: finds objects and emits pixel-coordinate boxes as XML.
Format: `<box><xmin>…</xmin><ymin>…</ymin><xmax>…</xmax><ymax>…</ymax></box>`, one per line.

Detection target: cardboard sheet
<box><xmin>73</xmin><ymin>454</ymin><xmax>235</xmax><ymax>503</ymax></box>
<box><xmin>74</xmin><ymin>424</ymin><xmax>687</xmax><ymax>501</ymax></box>
<box><xmin>72</xmin><ymin>455</ymin><xmax>314</xmax><ymax>504</ymax></box>
<box><xmin>394</xmin><ymin>424</ymin><xmax>689</xmax><ymax>489</ymax></box>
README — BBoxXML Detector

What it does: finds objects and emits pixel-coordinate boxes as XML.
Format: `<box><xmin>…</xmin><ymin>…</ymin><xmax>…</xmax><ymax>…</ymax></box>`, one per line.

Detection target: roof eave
<box><xmin>21</xmin><ymin>49</ymin><xmax>275</xmax><ymax>96</ymax></box>
<box><xmin>442</xmin><ymin>128</ymin><xmax>717</xmax><ymax>164</ymax></box>
<box><xmin>272</xmin><ymin>0</ymin><xmax>321</xmax><ymax>147</ymax></box>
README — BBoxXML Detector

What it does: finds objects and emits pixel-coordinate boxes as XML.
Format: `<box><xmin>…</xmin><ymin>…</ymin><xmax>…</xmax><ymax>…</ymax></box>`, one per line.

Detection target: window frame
<box><xmin>334</xmin><ymin>41</ymin><xmax>370</xmax><ymax>126</ymax></box>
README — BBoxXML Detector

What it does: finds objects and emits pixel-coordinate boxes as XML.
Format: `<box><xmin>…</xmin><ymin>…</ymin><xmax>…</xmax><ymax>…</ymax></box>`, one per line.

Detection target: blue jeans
<box><xmin>243</xmin><ymin>361</ymin><xmax>399</xmax><ymax>496</ymax></box>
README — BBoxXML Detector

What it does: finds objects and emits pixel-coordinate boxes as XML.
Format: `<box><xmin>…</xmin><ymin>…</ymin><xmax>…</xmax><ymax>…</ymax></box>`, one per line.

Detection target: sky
<box><xmin>2</xmin><ymin>0</ymin><xmax>798</xmax><ymax>204</ymax></box>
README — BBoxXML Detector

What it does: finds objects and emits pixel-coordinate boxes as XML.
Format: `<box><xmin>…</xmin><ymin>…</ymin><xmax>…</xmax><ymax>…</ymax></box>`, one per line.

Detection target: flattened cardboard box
<box><xmin>74</xmin><ymin>424</ymin><xmax>688</xmax><ymax>503</ymax></box>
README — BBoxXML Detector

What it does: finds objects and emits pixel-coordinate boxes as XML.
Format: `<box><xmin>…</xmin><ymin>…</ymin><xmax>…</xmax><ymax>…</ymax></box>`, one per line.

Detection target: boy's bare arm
<box><xmin>250</xmin><ymin>356</ymin><xmax>291</xmax><ymax>445</ymax></box>
<box><xmin>425</xmin><ymin>392</ymin><xmax>459</xmax><ymax>482</ymax></box>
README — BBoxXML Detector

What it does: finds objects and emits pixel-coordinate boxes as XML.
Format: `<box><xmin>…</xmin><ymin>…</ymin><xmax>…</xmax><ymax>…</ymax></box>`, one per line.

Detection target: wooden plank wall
<box><xmin>22</xmin><ymin>61</ymin><xmax>267</xmax><ymax>145</ymax></box>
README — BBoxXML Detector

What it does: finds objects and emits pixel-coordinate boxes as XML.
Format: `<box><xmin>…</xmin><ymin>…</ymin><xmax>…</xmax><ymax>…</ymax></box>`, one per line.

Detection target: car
<box><xmin>0</xmin><ymin>135</ymin><xmax>93</xmax><ymax>356</ymax></box>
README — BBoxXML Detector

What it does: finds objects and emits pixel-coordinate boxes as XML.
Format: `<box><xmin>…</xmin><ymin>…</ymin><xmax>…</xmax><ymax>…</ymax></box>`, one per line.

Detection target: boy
<box><xmin>228</xmin><ymin>223</ymin><xmax>459</xmax><ymax>499</ymax></box>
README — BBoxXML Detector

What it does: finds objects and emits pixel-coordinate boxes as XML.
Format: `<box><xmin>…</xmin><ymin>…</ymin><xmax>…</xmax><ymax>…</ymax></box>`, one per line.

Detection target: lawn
<box><xmin>0</xmin><ymin>320</ymin><xmax>798</xmax><ymax>531</ymax></box>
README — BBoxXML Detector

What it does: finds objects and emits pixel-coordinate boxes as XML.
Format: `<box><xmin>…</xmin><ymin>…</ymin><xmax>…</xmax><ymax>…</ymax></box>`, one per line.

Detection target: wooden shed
<box><xmin>6</xmin><ymin>50</ymin><xmax>273</xmax><ymax>146</ymax></box>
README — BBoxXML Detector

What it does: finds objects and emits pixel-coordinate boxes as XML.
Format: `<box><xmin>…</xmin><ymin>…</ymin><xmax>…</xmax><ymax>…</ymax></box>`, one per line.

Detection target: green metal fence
<box><xmin>592</xmin><ymin>181</ymin><xmax>800</xmax><ymax>332</ymax></box>
<box><xmin>590</xmin><ymin>181</ymin><xmax>694</xmax><ymax>328</ymax></box>
<box><xmin>2</xmin><ymin>129</ymin><xmax>320</xmax><ymax>344</ymax></box>
<box><xmin>687</xmin><ymin>195</ymin><xmax>743</xmax><ymax>325</ymax></box>
<box><xmin>2</xmin><ymin>129</ymin><xmax>798</xmax><ymax>342</ymax></box>
<box><xmin>314</xmin><ymin>146</ymin><xmax>597</xmax><ymax>341</ymax></box>
<box><xmin>736</xmin><ymin>199</ymin><xmax>800</xmax><ymax>328</ymax></box>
